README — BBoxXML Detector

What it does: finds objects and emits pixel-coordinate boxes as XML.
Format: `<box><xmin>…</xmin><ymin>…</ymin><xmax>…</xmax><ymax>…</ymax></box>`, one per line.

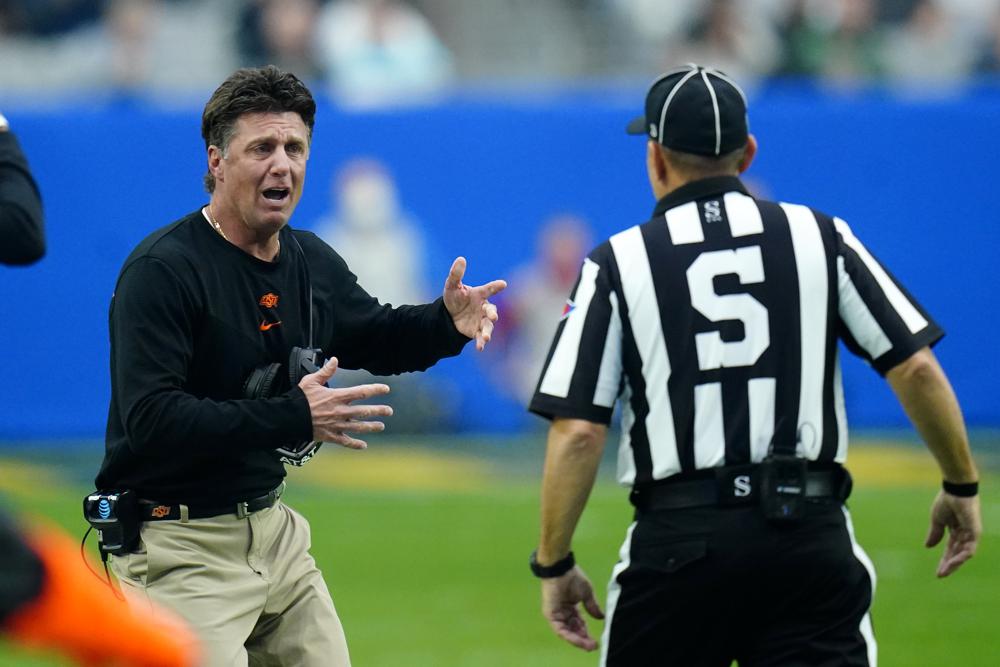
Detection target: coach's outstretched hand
<box><xmin>541</xmin><ymin>565</ymin><xmax>605</xmax><ymax>651</ymax></box>
<box><xmin>926</xmin><ymin>491</ymin><xmax>981</xmax><ymax>577</ymax></box>
<box><xmin>299</xmin><ymin>357</ymin><xmax>393</xmax><ymax>449</ymax></box>
<box><xmin>442</xmin><ymin>257</ymin><xmax>507</xmax><ymax>351</ymax></box>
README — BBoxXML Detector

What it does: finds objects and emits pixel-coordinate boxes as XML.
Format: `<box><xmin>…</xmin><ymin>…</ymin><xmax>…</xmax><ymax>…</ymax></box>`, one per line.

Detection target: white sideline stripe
<box><xmin>842</xmin><ymin>506</ymin><xmax>878</xmax><ymax>666</ymax></box>
<box><xmin>834</xmin><ymin>217</ymin><xmax>928</xmax><ymax>334</ymax></box>
<box><xmin>723</xmin><ymin>191</ymin><xmax>763</xmax><ymax>237</ymax></box>
<box><xmin>748</xmin><ymin>377</ymin><xmax>776</xmax><ymax>463</ymax></box>
<box><xmin>539</xmin><ymin>258</ymin><xmax>599</xmax><ymax>398</ymax></box>
<box><xmin>666</xmin><ymin>201</ymin><xmax>704</xmax><ymax>245</ymax></box>
<box><xmin>701</xmin><ymin>69</ymin><xmax>722</xmax><ymax>155</ymax></box>
<box><xmin>694</xmin><ymin>383</ymin><xmax>725</xmax><ymax>468</ymax></box>
<box><xmin>593</xmin><ymin>291</ymin><xmax>622</xmax><ymax>408</ymax></box>
<box><xmin>600</xmin><ymin>522</ymin><xmax>637</xmax><ymax>667</ymax></box>
<box><xmin>611</xmin><ymin>226</ymin><xmax>680</xmax><ymax>479</ymax></box>
<box><xmin>838</xmin><ymin>256</ymin><xmax>892</xmax><ymax>360</ymax></box>
<box><xmin>782</xmin><ymin>203</ymin><xmax>828</xmax><ymax>459</ymax></box>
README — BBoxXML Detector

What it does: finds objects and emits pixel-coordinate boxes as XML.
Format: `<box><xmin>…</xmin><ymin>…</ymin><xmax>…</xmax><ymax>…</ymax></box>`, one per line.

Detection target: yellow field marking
<box><xmin>845</xmin><ymin>440</ymin><xmax>939</xmax><ymax>487</ymax></box>
<box><xmin>288</xmin><ymin>446</ymin><xmax>493</xmax><ymax>492</ymax></box>
<box><xmin>0</xmin><ymin>458</ymin><xmax>66</xmax><ymax>499</ymax></box>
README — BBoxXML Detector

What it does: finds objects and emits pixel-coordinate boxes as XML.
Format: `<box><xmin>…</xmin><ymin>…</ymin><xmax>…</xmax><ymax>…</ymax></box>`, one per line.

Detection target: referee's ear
<box><xmin>646</xmin><ymin>139</ymin><xmax>670</xmax><ymax>198</ymax></box>
<box><xmin>738</xmin><ymin>134</ymin><xmax>758</xmax><ymax>174</ymax></box>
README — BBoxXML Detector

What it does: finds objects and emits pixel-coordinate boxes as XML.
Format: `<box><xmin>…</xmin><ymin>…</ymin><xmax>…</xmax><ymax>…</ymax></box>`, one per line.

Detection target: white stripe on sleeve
<box><xmin>593</xmin><ymin>291</ymin><xmax>622</xmax><ymax>408</ymax></box>
<box><xmin>834</xmin><ymin>217</ymin><xmax>928</xmax><ymax>334</ymax></box>
<box><xmin>838</xmin><ymin>255</ymin><xmax>892</xmax><ymax>360</ymax></box>
<box><xmin>538</xmin><ymin>258</ymin><xmax>599</xmax><ymax>398</ymax></box>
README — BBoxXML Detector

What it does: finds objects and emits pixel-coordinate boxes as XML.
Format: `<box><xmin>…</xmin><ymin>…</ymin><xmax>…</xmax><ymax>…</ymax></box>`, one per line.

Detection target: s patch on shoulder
<box><xmin>560</xmin><ymin>299</ymin><xmax>576</xmax><ymax>321</ymax></box>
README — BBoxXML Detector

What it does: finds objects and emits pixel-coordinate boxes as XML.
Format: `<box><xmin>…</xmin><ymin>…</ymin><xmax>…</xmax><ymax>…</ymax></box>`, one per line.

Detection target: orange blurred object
<box><xmin>4</xmin><ymin>525</ymin><xmax>199</xmax><ymax>667</ymax></box>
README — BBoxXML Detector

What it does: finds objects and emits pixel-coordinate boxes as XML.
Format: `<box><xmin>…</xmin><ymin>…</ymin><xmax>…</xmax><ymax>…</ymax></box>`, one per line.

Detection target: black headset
<box><xmin>242</xmin><ymin>231</ymin><xmax>325</xmax><ymax>466</ymax></box>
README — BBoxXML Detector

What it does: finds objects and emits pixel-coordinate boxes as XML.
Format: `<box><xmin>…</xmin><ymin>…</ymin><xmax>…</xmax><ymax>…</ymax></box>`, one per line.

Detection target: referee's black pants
<box><xmin>602</xmin><ymin>501</ymin><xmax>875</xmax><ymax>667</ymax></box>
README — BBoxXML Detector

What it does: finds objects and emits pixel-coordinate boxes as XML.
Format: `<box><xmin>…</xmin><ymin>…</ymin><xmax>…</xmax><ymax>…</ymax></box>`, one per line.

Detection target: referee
<box><xmin>527</xmin><ymin>64</ymin><xmax>981</xmax><ymax>666</ymax></box>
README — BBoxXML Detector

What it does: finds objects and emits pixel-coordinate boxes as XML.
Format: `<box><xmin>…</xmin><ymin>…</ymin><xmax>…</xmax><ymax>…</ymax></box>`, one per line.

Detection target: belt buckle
<box><xmin>236</xmin><ymin>501</ymin><xmax>250</xmax><ymax>519</ymax></box>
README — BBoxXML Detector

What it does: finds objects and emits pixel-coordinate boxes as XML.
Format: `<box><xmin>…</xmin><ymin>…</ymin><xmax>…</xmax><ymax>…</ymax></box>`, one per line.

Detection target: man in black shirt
<box><xmin>527</xmin><ymin>65</ymin><xmax>980</xmax><ymax>666</ymax></box>
<box><xmin>95</xmin><ymin>66</ymin><xmax>505</xmax><ymax>666</ymax></box>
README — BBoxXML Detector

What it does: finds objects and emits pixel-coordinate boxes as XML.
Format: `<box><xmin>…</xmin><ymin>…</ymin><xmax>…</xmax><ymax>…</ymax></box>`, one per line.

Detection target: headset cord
<box><xmin>80</xmin><ymin>526</ymin><xmax>126</xmax><ymax>601</ymax></box>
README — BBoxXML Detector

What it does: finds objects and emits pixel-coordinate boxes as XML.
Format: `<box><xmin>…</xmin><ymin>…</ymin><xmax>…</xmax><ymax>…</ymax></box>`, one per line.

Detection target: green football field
<box><xmin>1</xmin><ymin>435</ymin><xmax>997</xmax><ymax>666</ymax></box>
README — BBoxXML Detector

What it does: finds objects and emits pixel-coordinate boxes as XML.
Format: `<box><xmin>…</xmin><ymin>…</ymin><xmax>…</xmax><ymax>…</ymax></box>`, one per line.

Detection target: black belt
<box><xmin>139</xmin><ymin>482</ymin><xmax>286</xmax><ymax>521</ymax></box>
<box><xmin>629</xmin><ymin>464</ymin><xmax>851</xmax><ymax>512</ymax></box>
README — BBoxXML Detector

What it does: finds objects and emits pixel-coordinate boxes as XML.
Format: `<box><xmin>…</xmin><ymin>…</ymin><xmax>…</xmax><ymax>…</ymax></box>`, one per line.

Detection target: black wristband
<box><xmin>530</xmin><ymin>550</ymin><xmax>575</xmax><ymax>578</ymax></box>
<box><xmin>942</xmin><ymin>480</ymin><xmax>979</xmax><ymax>497</ymax></box>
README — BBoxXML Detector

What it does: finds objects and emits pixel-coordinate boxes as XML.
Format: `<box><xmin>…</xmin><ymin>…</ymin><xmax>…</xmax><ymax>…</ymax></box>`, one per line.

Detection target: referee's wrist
<box><xmin>942</xmin><ymin>479</ymin><xmax>979</xmax><ymax>497</ymax></box>
<box><xmin>530</xmin><ymin>549</ymin><xmax>575</xmax><ymax>578</ymax></box>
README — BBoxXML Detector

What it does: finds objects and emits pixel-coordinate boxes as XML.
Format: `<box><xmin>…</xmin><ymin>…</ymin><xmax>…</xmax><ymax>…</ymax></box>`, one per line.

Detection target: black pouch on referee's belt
<box><xmin>83</xmin><ymin>489</ymin><xmax>140</xmax><ymax>556</ymax></box>
<box><xmin>760</xmin><ymin>428</ymin><xmax>809</xmax><ymax>523</ymax></box>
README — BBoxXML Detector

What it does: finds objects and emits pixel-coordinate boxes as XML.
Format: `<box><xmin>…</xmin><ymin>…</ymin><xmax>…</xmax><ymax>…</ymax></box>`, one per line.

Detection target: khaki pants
<box><xmin>111</xmin><ymin>501</ymin><xmax>350</xmax><ymax>667</ymax></box>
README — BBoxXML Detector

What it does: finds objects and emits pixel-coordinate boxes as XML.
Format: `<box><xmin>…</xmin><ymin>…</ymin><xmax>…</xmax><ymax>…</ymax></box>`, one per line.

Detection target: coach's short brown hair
<box><xmin>201</xmin><ymin>65</ymin><xmax>316</xmax><ymax>193</ymax></box>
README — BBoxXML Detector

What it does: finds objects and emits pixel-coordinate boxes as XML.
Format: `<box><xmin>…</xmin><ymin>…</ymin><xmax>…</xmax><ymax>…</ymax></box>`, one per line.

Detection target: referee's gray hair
<box><xmin>660</xmin><ymin>144</ymin><xmax>747</xmax><ymax>178</ymax></box>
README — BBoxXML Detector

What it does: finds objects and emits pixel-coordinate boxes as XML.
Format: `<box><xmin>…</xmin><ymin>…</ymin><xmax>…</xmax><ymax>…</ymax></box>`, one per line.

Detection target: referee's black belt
<box><xmin>139</xmin><ymin>482</ymin><xmax>286</xmax><ymax>521</ymax></box>
<box><xmin>629</xmin><ymin>463</ymin><xmax>851</xmax><ymax>512</ymax></box>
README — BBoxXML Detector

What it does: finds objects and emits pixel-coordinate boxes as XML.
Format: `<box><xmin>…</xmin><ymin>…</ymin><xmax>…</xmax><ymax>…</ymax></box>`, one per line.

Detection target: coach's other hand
<box><xmin>926</xmin><ymin>491</ymin><xmax>981</xmax><ymax>577</ymax></box>
<box><xmin>442</xmin><ymin>256</ymin><xmax>507</xmax><ymax>351</ymax></box>
<box><xmin>542</xmin><ymin>565</ymin><xmax>605</xmax><ymax>651</ymax></box>
<box><xmin>299</xmin><ymin>357</ymin><xmax>392</xmax><ymax>449</ymax></box>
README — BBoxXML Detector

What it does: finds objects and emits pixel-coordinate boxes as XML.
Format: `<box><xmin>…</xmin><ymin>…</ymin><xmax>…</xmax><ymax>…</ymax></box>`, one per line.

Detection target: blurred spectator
<box><xmin>883</xmin><ymin>0</ymin><xmax>976</xmax><ymax>85</ymax></box>
<box><xmin>490</xmin><ymin>214</ymin><xmax>593</xmax><ymax>404</ymax></box>
<box><xmin>0</xmin><ymin>0</ymin><xmax>102</xmax><ymax>37</ymax></box>
<box><xmin>0</xmin><ymin>0</ymin><xmax>235</xmax><ymax>92</ymax></box>
<box><xmin>974</xmin><ymin>9</ymin><xmax>1000</xmax><ymax>74</ymax></box>
<box><xmin>313</xmin><ymin>158</ymin><xmax>431</xmax><ymax>306</ymax></box>
<box><xmin>777</xmin><ymin>0</ymin><xmax>885</xmax><ymax>83</ymax></box>
<box><xmin>313</xmin><ymin>158</ymin><xmax>454</xmax><ymax>431</ymax></box>
<box><xmin>666</xmin><ymin>0</ymin><xmax>779</xmax><ymax>82</ymax></box>
<box><xmin>237</xmin><ymin>0</ymin><xmax>324</xmax><ymax>80</ymax></box>
<box><xmin>315</xmin><ymin>0</ymin><xmax>455</xmax><ymax>105</ymax></box>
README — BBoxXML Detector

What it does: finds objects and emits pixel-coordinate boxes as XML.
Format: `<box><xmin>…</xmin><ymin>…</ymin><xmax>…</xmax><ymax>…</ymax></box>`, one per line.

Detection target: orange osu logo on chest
<box><xmin>259</xmin><ymin>293</ymin><xmax>279</xmax><ymax>308</ymax></box>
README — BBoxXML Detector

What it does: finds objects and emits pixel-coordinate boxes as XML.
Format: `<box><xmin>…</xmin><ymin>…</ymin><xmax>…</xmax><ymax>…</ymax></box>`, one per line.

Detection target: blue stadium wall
<box><xmin>2</xmin><ymin>83</ymin><xmax>998</xmax><ymax>438</ymax></box>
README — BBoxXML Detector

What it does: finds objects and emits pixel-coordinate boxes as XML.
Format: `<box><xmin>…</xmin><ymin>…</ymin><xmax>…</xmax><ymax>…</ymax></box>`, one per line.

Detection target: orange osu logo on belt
<box><xmin>259</xmin><ymin>293</ymin><xmax>279</xmax><ymax>308</ymax></box>
<box><xmin>150</xmin><ymin>505</ymin><xmax>170</xmax><ymax>518</ymax></box>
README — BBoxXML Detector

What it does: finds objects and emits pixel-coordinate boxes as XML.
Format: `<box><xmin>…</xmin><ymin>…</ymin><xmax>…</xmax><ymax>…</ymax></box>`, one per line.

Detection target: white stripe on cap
<box><xmin>658</xmin><ymin>66</ymin><xmax>700</xmax><ymax>145</ymax></box>
<box><xmin>700</xmin><ymin>68</ymin><xmax>722</xmax><ymax>155</ymax></box>
<box><xmin>705</xmin><ymin>66</ymin><xmax>748</xmax><ymax>106</ymax></box>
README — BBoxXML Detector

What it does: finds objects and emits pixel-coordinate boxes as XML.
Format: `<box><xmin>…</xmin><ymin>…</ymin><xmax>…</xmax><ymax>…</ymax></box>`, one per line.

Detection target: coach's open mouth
<box><xmin>262</xmin><ymin>188</ymin><xmax>290</xmax><ymax>201</ymax></box>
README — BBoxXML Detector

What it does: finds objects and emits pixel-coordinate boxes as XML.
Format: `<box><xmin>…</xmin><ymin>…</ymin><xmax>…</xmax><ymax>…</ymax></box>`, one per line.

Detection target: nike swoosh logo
<box><xmin>259</xmin><ymin>320</ymin><xmax>282</xmax><ymax>331</ymax></box>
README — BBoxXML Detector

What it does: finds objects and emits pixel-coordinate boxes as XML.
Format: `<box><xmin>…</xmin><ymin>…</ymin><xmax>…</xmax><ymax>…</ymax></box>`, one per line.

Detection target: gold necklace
<box><xmin>204</xmin><ymin>206</ymin><xmax>229</xmax><ymax>241</ymax></box>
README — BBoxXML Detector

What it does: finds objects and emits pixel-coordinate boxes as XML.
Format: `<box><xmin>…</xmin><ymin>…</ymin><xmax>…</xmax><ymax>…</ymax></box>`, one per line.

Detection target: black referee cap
<box><xmin>626</xmin><ymin>64</ymin><xmax>749</xmax><ymax>157</ymax></box>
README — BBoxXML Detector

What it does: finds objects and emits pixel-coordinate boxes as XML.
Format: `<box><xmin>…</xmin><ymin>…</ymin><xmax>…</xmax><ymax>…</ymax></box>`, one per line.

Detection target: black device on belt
<box><xmin>138</xmin><ymin>483</ymin><xmax>286</xmax><ymax>522</ymax></box>
<box><xmin>629</xmin><ymin>462</ymin><xmax>852</xmax><ymax>518</ymax></box>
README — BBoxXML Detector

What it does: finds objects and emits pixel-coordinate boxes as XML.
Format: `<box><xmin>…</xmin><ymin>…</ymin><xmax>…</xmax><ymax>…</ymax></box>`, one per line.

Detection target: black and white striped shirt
<box><xmin>529</xmin><ymin>176</ymin><xmax>943</xmax><ymax>487</ymax></box>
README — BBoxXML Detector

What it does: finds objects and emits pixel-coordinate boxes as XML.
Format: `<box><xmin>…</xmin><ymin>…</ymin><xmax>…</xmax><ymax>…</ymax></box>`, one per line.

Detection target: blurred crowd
<box><xmin>2</xmin><ymin>0</ymin><xmax>1000</xmax><ymax>103</ymax></box>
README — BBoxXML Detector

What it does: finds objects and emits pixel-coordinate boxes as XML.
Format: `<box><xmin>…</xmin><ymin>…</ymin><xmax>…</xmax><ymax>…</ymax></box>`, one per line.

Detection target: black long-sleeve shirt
<box><xmin>96</xmin><ymin>210</ymin><xmax>469</xmax><ymax>504</ymax></box>
<box><xmin>0</xmin><ymin>131</ymin><xmax>45</xmax><ymax>265</ymax></box>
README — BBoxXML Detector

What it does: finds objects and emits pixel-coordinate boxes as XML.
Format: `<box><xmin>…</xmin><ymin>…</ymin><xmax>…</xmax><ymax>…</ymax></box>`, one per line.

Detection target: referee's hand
<box><xmin>541</xmin><ymin>565</ymin><xmax>605</xmax><ymax>651</ymax></box>
<box><xmin>299</xmin><ymin>357</ymin><xmax>393</xmax><ymax>449</ymax></box>
<box><xmin>925</xmin><ymin>491</ymin><xmax>982</xmax><ymax>578</ymax></box>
